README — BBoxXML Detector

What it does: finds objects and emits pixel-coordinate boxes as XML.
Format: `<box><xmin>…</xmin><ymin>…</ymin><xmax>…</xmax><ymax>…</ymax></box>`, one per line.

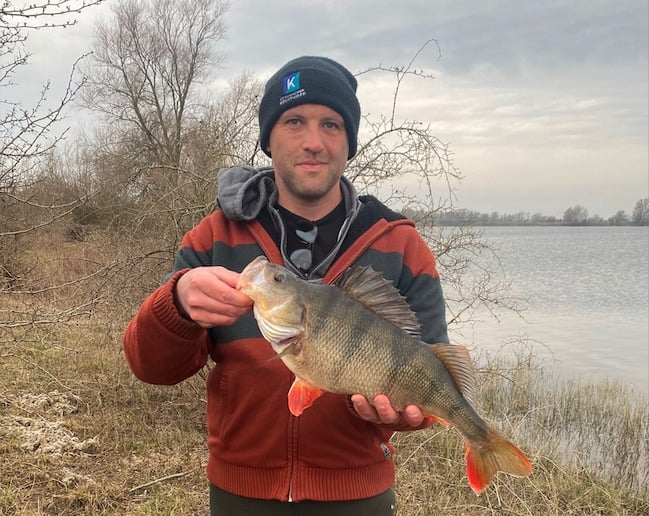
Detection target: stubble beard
<box><xmin>281</xmin><ymin>168</ymin><xmax>342</xmax><ymax>203</ymax></box>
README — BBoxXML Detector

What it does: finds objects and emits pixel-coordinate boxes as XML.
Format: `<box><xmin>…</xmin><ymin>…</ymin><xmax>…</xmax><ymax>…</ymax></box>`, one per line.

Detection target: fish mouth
<box><xmin>237</xmin><ymin>256</ymin><xmax>269</xmax><ymax>291</ymax></box>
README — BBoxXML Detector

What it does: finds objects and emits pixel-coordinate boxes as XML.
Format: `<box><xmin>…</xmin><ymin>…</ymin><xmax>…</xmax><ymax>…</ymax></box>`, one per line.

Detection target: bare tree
<box><xmin>82</xmin><ymin>0</ymin><xmax>228</xmax><ymax>171</ymax></box>
<box><xmin>1</xmin><ymin>0</ymin><xmax>106</xmax><ymax>333</ymax></box>
<box><xmin>632</xmin><ymin>198</ymin><xmax>649</xmax><ymax>226</ymax></box>
<box><xmin>1</xmin><ymin>0</ymin><xmax>102</xmax><ymax>210</ymax></box>
<box><xmin>1</xmin><ymin>0</ymin><xmax>103</xmax><ymax>249</ymax></box>
<box><xmin>349</xmin><ymin>39</ymin><xmax>525</xmax><ymax>332</ymax></box>
<box><xmin>350</xmin><ymin>39</ymin><xmax>459</xmax><ymax>206</ymax></box>
<box><xmin>198</xmin><ymin>72</ymin><xmax>265</xmax><ymax>167</ymax></box>
<box><xmin>562</xmin><ymin>205</ymin><xmax>589</xmax><ymax>225</ymax></box>
<box><xmin>176</xmin><ymin>73</ymin><xmax>264</xmax><ymax>217</ymax></box>
<box><xmin>80</xmin><ymin>0</ymin><xmax>229</xmax><ymax>249</ymax></box>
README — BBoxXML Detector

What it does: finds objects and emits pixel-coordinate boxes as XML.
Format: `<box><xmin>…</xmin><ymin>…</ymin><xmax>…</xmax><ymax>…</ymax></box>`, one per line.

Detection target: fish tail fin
<box><xmin>464</xmin><ymin>431</ymin><xmax>533</xmax><ymax>494</ymax></box>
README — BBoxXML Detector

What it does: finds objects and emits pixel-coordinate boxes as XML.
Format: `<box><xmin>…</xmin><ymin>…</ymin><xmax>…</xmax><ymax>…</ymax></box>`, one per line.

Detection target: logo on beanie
<box><xmin>283</xmin><ymin>72</ymin><xmax>300</xmax><ymax>94</ymax></box>
<box><xmin>280</xmin><ymin>72</ymin><xmax>306</xmax><ymax>106</ymax></box>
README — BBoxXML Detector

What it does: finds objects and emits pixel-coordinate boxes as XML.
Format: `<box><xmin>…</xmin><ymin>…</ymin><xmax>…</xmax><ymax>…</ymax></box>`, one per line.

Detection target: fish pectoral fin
<box><xmin>287</xmin><ymin>377</ymin><xmax>325</xmax><ymax>416</ymax></box>
<box><xmin>266</xmin><ymin>338</ymin><xmax>302</xmax><ymax>362</ymax></box>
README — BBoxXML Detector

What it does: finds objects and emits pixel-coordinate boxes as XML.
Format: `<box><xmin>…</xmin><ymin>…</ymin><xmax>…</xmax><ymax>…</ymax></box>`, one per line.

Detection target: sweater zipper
<box><xmin>286</xmin><ymin>378</ymin><xmax>299</xmax><ymax>502</ymax></box>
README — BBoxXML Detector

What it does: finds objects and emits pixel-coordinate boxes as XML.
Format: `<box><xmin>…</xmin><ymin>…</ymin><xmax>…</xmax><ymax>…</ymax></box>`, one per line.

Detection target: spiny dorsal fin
<box><xmin>430</xmin><ymin>343</ymin><xmax>476</xmax><ymax>404</ymax></box>
<box><xmin>335</xmin><ymin>265</ymin><xmax>421</xmax><ymax>337</ymax></box>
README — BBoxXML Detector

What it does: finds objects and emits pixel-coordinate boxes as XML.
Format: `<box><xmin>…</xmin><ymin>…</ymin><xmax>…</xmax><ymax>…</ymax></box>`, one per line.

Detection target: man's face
<box><xmin>268</xmin><ymin>104</ymin><xmax>349</xmax><ymax>209</ymax></box>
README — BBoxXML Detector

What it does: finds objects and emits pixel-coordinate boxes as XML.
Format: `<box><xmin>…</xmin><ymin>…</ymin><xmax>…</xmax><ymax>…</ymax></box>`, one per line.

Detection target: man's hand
<box><xmin>175</xmin><ymin>267</ymin><xmax>253</xmax><ymax>328</ymax></box>
<box><xmin>351</xmin><ymin>394</ymin><xmax>425</xmax><ymax>427</ymax></box>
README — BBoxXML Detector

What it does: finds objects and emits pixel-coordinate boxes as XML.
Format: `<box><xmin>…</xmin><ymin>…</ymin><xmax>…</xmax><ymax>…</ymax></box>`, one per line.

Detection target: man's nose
<box><xmin>302</xmin><ymin>124</ymin><xmax>325</xmax><ymax>153</ymax></box>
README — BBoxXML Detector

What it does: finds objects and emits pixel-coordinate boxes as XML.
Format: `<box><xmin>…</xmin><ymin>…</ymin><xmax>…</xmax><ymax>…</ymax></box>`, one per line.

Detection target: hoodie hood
<box><xmin>217</xmin><ymin>165</ymin><xmax>276</xmax><ymax>221</ymax></box>
<box><xmin>216</xmin><ymin>165</ymin><xmax>361</xmax><ymax>280</ymax></box>
<box><xmin>216</xmin><ymin>165</ymin><xmax>360</xmax><ymax>223</ymax></box>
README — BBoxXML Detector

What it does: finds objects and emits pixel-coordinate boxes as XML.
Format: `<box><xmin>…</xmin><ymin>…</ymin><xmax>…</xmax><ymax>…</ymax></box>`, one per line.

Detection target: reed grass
<box><xmin>1</xmin><ymin>231</ymin><xmax>647</xmax><ymax>515</ymax></box>
<box><xmin>393</xmin><ymin>342</ymin><xmax>648</xmax><ymax>515</ymax></box>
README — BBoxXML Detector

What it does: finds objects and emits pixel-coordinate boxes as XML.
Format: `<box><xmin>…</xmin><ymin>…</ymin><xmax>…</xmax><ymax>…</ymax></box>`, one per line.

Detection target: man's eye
<box><xmin>286</xmin><ymin>118</ymin><xmax>302</xmax><ymax>126</ymax></box>
<box><xmin>323</xmin><ymin>121</ymin><xmax>341</xmax><ymax>130</ymax></box>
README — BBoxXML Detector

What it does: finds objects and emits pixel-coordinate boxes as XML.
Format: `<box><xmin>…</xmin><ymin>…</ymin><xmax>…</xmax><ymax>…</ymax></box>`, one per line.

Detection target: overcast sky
<box><xmin>16</xmin><ymin>0</ymin><xmax>649</xmax><ymax>218</ymax></box>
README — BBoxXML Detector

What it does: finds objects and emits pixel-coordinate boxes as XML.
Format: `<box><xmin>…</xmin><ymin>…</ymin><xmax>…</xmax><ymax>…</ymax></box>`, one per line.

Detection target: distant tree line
<box><xmin>426</xmin><ymin>198</ymin><xmax>649</xmax><ymax>226</ymax></box>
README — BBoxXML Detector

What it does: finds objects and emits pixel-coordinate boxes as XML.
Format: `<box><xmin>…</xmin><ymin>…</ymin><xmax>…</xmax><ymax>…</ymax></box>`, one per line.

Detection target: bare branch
<box><xmin>356</xmin><ymin>38</ymin><xmax>441</xmax><ymax>125</ymax></box>
<box><xmin>1</xmin><ymin>1</ymin><xmax>104</xmax><ymax>29</ymax></box>
<box><xmin>129</xmin><ymin>471</ymin><xmax>191</xmax><ymax>492</ymax></box>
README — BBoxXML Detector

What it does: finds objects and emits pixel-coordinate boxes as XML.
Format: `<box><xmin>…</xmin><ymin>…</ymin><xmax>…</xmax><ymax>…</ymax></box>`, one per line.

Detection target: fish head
<box><xmin>237</xmin><ymin>256</ymin><xmax>306</xmax><ymax>353</ymax></box>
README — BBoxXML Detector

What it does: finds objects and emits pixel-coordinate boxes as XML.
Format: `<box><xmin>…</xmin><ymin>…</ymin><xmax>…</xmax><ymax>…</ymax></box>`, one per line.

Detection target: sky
<box><xmin>12</xmin><ymin>0</ymin><xmax>649</xmax><ymax>219</ymax></box>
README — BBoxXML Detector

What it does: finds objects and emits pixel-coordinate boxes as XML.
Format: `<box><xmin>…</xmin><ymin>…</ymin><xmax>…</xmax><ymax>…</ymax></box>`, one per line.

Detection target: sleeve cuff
<box><xmin>151</xmin><ymin>270</ymin><xmax>205</xmax><ymax>340</ymax></box>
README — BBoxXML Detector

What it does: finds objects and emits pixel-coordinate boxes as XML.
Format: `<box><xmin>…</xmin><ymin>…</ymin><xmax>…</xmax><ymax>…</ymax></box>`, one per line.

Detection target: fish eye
<box><xmin>273</xmin><ymin>272</ymin><xmax>286</xmax><ymax>283</ymax></box>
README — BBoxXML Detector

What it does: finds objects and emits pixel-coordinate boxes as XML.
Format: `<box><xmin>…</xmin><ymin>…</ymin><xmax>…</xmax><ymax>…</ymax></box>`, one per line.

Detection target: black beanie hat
<box><xmin>258</xmin><ymin>56</ymin><xmax>361</xmax><ymax>160</ymax></box>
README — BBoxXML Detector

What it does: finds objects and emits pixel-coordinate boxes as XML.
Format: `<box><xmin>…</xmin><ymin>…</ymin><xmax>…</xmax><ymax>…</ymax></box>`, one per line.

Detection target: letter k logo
<box><xmin>283</xmin><ymin>72</ymin><xmax>300</xmax><ymax>94</ymax></box>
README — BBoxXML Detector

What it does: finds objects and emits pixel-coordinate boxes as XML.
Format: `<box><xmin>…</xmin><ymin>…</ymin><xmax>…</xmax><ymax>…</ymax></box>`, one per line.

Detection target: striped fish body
<box><xmin>284</xmin><ymin>276</ymin><xmax>489</xmax><ymax>439</ymax></box>
<box><xmin>237</xmin><ymin>256</ymin><xmax>532</xmax><ymax>493</ymax></box>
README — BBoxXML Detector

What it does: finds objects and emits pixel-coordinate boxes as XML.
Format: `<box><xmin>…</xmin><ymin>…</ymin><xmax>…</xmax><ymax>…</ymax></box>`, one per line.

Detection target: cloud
<box><xmin>10</xmin><ymin>0</ymin><xmax>648</xmax><ymax>217</ymax></box>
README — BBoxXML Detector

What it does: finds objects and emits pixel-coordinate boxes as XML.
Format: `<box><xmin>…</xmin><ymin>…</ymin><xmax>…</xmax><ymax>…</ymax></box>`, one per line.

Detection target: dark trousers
<box><xmin>209</xmin><ymin>484</ymin><xmax>397</xmax><ymax>516</ymax></box>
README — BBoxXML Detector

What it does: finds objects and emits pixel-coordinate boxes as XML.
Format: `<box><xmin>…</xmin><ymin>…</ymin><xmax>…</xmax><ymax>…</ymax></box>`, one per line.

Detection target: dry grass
<box><xmin>393</xmin><ymin>346</ymin><xmax>649</xmax><ymax>515</ymax></box>
<box><xmin>1</xmin><ymin>229</ymin><xmax>648</xmax><ymax>515</ymax></box>
<box><xmin>0</xmin><ymin>315</ymin><xmax>210</xmax><ymax>515</ymax></box>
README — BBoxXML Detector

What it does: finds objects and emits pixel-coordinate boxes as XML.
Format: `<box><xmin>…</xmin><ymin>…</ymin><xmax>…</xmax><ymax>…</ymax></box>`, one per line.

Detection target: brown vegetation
<box><xmin>2</xmin><ymin>3</ymin><xmax>647</xmax><ymax>514</ymax></box>
<box><xmin>1</xmin><ymin>227</ymin><xmax>647</xmax><ymax>515</ymax></box>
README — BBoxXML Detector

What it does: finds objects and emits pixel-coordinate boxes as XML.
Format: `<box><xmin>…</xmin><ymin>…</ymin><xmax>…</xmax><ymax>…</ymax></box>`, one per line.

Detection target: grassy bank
<box><xmin>1</xmin><ymin>232</ymin><xmax>647</xmax><ymax>515</ymax></box>
<box><xmin>393</xmin><ymin>350</ymin><xmax>649</xmax><ymax>515</ymax></box>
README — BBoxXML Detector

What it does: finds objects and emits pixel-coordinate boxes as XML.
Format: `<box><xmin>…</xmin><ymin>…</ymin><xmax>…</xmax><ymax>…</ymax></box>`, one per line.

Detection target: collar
<box><xmin>216</xmin><ymin>165</ymin><xmax>361</xmax><ymax>279</ymax></box>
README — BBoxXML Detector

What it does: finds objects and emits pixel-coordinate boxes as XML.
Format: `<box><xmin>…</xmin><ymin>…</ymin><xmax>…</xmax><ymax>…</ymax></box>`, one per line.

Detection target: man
<box><xmin>123</xmin><ymin>55</ymin><xmax>449</xmax><ymax>515</ymax></box>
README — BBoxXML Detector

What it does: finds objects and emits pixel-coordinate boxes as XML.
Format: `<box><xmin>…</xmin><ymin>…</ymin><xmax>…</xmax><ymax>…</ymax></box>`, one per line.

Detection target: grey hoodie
<box><xmin>216</xmin><ymin>165</ymin><xmax>361</xmax><ymax>280</ymax></box>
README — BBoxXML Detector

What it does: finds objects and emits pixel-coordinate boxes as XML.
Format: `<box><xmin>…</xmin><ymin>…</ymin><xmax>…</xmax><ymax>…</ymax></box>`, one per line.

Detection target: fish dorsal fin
<box><xmin>430</xmin><ymin>343</ymin><xmax>476</xmax><ymax>404</ymax></box>
<box><xmin>335</xmin><ymin>265</ymin><xmax>421</xmax><ymax>337</ymax></box>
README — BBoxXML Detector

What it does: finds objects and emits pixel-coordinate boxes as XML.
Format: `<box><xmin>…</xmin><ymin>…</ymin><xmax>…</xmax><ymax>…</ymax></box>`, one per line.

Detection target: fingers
<box><xmin>372</xmin><ymin>394</ymin><xmax>401</xmax><ymax>424</ymax></box>
<box><xmin>351</xmin><ymin>394</ymin><xmax>425</xmax><ymax>427</ymax></box>
<box><xmin>401</xmin><ymin>404</ymin><xmax>425</xmax><ymax>427</ymax></box>
<box><xmin>351</xmin><ymin>394</ymin><xmax>385</xmax><ymax>424</ymax></box>
<box><xmin>175</xmin><ymin>267</ymin><xmax>253</xmax><ymax>328</ymax></box>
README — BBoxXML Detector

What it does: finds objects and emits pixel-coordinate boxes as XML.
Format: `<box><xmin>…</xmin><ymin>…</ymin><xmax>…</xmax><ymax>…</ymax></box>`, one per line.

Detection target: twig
<box><xmin>9</xmin><ymin>353</ymin><xmax>70</xmax><ymax>390</ymax></box>
<box><xmin>129</xmin><ymin>472</ymin><xmax>189</xmax><ymax>492</ymax></box>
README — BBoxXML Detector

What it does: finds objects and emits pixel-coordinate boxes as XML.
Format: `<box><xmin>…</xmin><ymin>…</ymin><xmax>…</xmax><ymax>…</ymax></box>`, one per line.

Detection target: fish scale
<box><xmin>302</xmin><ymin>284</ymin><xmax>468</xmax><ymax>420</ymax></box>
<box><xmin>311</xmin><ymin>292</ymin><xmax>410</xmax><ymax>395</ymax></box>
<box><xmin>238</xmin><ymin>256</ymin><xmax>533</xmax><ymax>494</ymax></box>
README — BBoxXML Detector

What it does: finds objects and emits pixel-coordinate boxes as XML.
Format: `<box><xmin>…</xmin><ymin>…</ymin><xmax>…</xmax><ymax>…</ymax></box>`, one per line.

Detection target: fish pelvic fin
<box><xmin>287</xmin><ymin>377</ymin><xmax>325</xmax><ymax>416</ymax></box>
<box><xmin>464</xmin><ymin>431</ymin><xmax>533</xmax><ymax>494</ymax></box>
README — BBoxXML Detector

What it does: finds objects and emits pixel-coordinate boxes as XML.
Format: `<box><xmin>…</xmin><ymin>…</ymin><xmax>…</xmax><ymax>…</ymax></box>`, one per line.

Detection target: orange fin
<box><xmin>287</xmin><ymin>377</ymin><xmax>325</xmax><ymax>416</ymax></box>
<box><xmin>423</xmin><ymin>414</ymin><xmax>451</xmax><ymax>427</ymax></box>
<box><xmin>464</xmin><ymin>431</ymin><xmax>533</xmax><ymax>494</ymax></box>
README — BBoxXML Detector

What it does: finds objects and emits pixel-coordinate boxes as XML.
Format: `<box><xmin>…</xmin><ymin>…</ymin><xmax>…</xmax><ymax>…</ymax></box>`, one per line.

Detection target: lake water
<box><xmin>444</xmin><ymin>226</ymin><xmax>649</xmax><ymax>396</ymax></box>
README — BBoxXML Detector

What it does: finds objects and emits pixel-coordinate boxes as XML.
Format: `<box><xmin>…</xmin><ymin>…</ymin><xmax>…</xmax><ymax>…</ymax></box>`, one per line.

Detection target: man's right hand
<box><xmin>174</xmin><ymin>267</ymin><xmax>253</xmax><ymax>328</ymax></box>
